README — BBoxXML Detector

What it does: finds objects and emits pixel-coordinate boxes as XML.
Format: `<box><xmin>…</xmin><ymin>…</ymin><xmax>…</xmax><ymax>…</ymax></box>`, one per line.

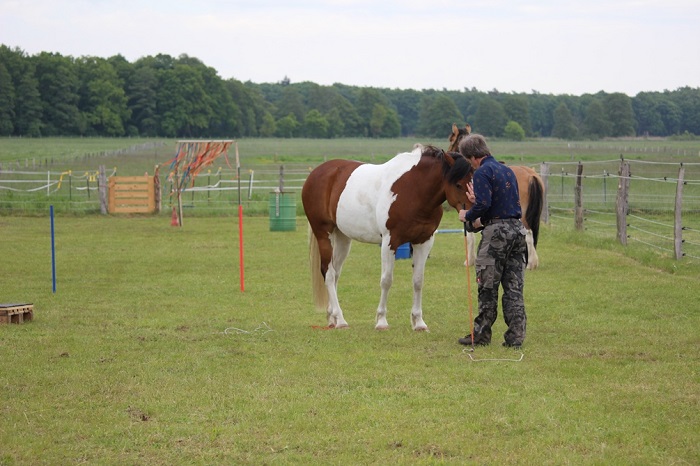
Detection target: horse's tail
<box><xmin>308</xmin><ymin>225</ymin><xmax>329</xmax><ymax>311</ymax></box>
<box><xmin>525</xmin><ymin>175</ymin><xmax>544</xmax><ymax>248</ymax></box>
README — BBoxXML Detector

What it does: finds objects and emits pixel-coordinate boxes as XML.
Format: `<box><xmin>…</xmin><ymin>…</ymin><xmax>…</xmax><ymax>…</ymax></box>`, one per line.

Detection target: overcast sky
<box><xmin>1</xmin><ymin>0</ymin><xmax>698</xmax><ymax>96</ymax></box>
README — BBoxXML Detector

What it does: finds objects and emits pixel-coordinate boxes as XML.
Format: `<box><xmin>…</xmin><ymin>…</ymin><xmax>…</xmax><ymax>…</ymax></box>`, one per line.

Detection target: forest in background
<box><xmin>1</xmin><ymin>44</ymin><xmax>700</xmax><ymax>140</ymax></box>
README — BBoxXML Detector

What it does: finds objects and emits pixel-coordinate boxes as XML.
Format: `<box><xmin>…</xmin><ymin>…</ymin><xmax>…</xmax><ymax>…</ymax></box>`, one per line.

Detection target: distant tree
<box><xmin>303</xmin><ymin>109</ymin><xmax>329</xmax><ymax>138</ymax></box>
<box><xmin>0</xmin><ymin>46</ymin><xmax>43</xmax><ymax>136</ymax></box>
<box><xmin>551</xmin><ymin>103</ymin><xmax>578</xmax><ymax>139</ymax></box>
<box><xmin>0</xmin><ymin>62</ymin><xmax>14</xmax><ymax>135</ymax></box>
<box><xmin>76</xmin><ymin>56</ymin><xmax>130</xmax><ymax>136</ymax></box>
<box><xmin>306</xmin><ymin>84</ymin><xmax>335</xmax><ymax>114</ymax></box>
<box><xmin>127</xmin><ymin>65</ymin><xmax>159</xmax><ymax>136</ymax></box>
<box><xmin>157</xmin><ymin>64</ymin><xmax>215</xmax><ymax>137</ymax></box>
<box><xmin>276</xmin><ymin>86</ymin><xmax>306</xmax><ymax>122</ymax></box>
<box><xmin>275</xmin><ymin>113</ymin><xmax>300</xmax><ymax>138</ymax></box>
<box><xmin>380</xmin><ymin>106</ymin><xmax>401</xmax><ymax>137</ymax></box>
<box><xmin>325</xmin><ymin>107</ymin><xmax>345</xmax><ymax>138</ymax></box>
<box><xmin>657</xmin><ymin>96</ymin><xmax>682</xmax><ymax>135</ymax></box>
<box><xmin>368</xmin><ymin>104</ymin><xmax>400</xmax><ymax>138</ymax></box>
<box><xmin>259</xmin><ymin>112</ymin><xmax>276</xmax><ymax>137</ymax></box>
<box><xmin>503</xmin><ymin>94</ymin><xmax>532</xmax><ymax>136</ymax></box>
<box><xmin>32</xmin><ymin>52</ymin><xmax>81</xmax><ymax>135</ymax></box>
<box><xmin>583</xmin><ymin>99</ymin><xmax>611</xmax><ymax>139</ymax></box>
<box><xmin>528</xmin><ymin>93</ymin><xmax>556</xmax><ymax>137</ymax></box>
<box><xmin>604</xmin><ymin>93</ymin><xmax>635</xmax><ymax>137</ymax></box>
<box><xmin>503</xmin><ymin>121</ymin><xmax>526</xmax><ymax>141</ymax></box>
<box><xmin>356</xmin><ymin>88</ymin><xmax>390</xmax><ymax>136</ymax></box>
<box><xmin>331</xmin><ymin>92</ymin><xmax>364</xmax><ymax>136</ymax></box>
<box><xmin>417</xmin><ymin>94</ymin><xmax>463</xmax><ymax>137</ymax></box>
<box><xmin>672</xmin><ymin>87</ymin><xmax>700</xmax><ymax>135</ymax></box>
<box><xmin>197</xmin><ymin>66</ymin><xmax>240</xmax><ymax>137</ymax></box>
<box><xmin>227</xmin><ymin>79</ymin><xmax>267</xmax><ymax>137</ymax></box>
<box><xmin>474</xmin><ymin>97</ymin><xmax>507</xmax><ymax>137</ymax></box>
<box><xmin>633</xmin><ymin>92</ymin><xmax>664</xmax><ymax>136</ymax></box>
<box><xmin>385</xmin><ymin>88</ymin><xmax>421</xmax><ymax>136</ymax></box>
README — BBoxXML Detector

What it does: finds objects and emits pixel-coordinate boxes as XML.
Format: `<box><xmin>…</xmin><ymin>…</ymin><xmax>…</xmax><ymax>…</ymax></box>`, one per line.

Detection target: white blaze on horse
<box><xmin>448</xmin><ymin>124</ymin><xmax>544</xmax><ymax>269</ymax></box>
<box><xmin>302</xmin><ymin>145</ymin><xmax>474</xmax><ymax>331</ymax></box>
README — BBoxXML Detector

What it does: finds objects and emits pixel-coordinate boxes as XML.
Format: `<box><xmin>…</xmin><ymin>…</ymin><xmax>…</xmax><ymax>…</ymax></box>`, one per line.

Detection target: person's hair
<box><xmin>458</xmin><ymin>134</ymin><xmax>491</xmax><ymax>159</ymax></box>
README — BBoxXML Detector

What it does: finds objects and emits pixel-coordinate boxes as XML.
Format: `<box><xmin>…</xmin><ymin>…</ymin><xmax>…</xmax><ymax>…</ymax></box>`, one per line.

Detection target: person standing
<box><xmin>457</xmin><ymin>134</ymin><xmax>528</xmax><ymax>348</ymax></box>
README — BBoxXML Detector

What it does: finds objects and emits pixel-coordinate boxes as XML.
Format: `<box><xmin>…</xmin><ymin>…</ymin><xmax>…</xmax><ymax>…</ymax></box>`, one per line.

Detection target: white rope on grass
<box><xmin>463</xmin><ymin>348</ymin><xmax>525</xmax><ymax>362</ymax></box>
<box><xmin>223</xmin><ymin>322</ymin><xmax>274</xmax><ymax>335</ymax></box>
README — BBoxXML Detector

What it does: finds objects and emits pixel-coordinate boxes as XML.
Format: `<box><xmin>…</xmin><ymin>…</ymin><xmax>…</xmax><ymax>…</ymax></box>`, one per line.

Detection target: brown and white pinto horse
<box><xmin>448</xmin><ymin>124</ymin><xmax>544</xmax><ymax>269</ymax></box>
<box><xmin>302</xmin><ymin>145</ymin><xmax>473</xmax><ymax>331</ymax></box>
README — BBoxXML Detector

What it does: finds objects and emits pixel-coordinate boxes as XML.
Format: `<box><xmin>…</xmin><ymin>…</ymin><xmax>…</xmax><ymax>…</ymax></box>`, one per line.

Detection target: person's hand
<box><xmin>465</xmin><ymin>218</ymin><xmax>484</xmax><ymax>233</ymax></box>
<box><xmin>466</xmin><ymin>182</ymin><xmax>476</xmax><ymax>203</ymax></box>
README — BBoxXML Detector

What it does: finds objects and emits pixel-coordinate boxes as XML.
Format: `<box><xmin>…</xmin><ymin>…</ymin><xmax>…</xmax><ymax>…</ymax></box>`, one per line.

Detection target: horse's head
<box><xmin>420</xmin><ymin>145</ymin><xmax>473</xmax><ymax>212</ymax></box>
<box><xmin>447</xmin><ymin>123</ymin><xmax>472</xmax><ymax>153</ymax></box>
<box><xmin>444</xmin><ymin>152</ymin><xmax>474</xmax><ymax>211</ymax></box>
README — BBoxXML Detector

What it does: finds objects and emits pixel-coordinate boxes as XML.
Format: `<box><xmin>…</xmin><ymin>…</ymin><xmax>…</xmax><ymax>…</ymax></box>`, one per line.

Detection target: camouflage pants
<box><xmin>472</xmin><ymin>219</ymin><xmax>527</xmax><ymax>346</ymax></box>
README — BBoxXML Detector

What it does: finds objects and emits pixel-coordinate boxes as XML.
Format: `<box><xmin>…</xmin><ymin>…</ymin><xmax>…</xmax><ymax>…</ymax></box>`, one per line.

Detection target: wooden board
<box><xmin>0</xmin><ymin>303</ymin><xmax>34</xmax><ymax>324</ymax></box>
<box><xmin>108</xmin><ymin>176</ymin><xmax>156</xmax><ymax>214</ymax></box>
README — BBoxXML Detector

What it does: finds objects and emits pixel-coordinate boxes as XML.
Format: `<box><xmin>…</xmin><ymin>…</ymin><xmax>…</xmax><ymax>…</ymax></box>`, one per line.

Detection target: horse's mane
<box><xmin>420</xmin><ymin>145</ymin><xmax>473</xmax><ymax>184</ymax></box>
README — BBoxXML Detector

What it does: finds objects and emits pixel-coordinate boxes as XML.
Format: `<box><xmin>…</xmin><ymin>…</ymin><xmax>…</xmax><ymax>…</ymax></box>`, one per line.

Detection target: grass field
<box><xmin>2</xmin><ymin>136</ymin><xmax>700</xmax><ymax>171</ymax></box>
<box><xmin>2</xmin><ymin>137</ymin><xmax>700</xmax><ymax>222</ymax></box>
<box><xmin>1</xmin><ymin>214</ymin><xmax>698</xmax><ymax>464</ymax></box>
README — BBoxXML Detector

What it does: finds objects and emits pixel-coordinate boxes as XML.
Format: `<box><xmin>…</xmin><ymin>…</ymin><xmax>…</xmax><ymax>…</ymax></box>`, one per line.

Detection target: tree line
<box><xmin>1</xmin><ymin>45</ymin><xmax>699</xmax><ymax>140</ymax></box>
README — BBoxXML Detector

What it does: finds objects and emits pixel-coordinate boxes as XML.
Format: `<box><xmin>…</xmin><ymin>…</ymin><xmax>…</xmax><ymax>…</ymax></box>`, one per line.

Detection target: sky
<box><xmin>1</xmin><ymin>0</ymin><xmax>699</xmax><ymax>96</ymax></box>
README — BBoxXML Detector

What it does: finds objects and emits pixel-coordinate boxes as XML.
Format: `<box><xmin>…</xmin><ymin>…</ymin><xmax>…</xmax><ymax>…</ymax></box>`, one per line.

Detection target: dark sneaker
<box><xmin>458</xmin><ymin>336</ymin><xmax>489</xmax><ymax>346</ymax></box>
<box><xmin>502</xmin><ymin>341</ymin><xmax>522</xmax><ymax>349</ymax></box>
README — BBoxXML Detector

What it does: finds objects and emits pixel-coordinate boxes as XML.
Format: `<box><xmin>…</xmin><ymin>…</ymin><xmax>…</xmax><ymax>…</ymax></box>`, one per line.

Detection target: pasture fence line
<box><xmin>0</xmin><ymin>141</ymin><xmax>167</xmax><ymax>172</ymax></box>
<box><xmin>2</xmin><ymin>158</ymin><xmax>699</xmax><ymax>260</ymax></box>
<box><xmin>565</xmin><ymin>142</ymin><xmax>700</xmax><ymax>158</ymax></box>
<box><xmin>540</xmin><ymin>158</ymin><xmax>700</xmax><ymax>260</ymax></box>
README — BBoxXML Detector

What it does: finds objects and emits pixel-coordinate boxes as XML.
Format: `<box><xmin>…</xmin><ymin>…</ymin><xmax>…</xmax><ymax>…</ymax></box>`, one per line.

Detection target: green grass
<box><xmin>3</xmin><ymin>137</ymin><xmax>700</xmax><ymax>221</ymax></box>
<box><xmin>1</xmin><ymin>215</ymin><xmax>698</xmax><ymax>464</ymax></box>
<box><xmin>3</xmin><ymin>136</ymin><xmax>700</xmax><ymax>171</ymax></box>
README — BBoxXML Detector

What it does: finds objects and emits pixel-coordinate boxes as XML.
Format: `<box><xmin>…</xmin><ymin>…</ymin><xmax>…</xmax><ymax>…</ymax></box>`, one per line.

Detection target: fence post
<box><xmin>540</xmin><ymin>162</ymin><xmax>550</xmax><ymax>224</ymax></box>
<box><xmin>674</xmin><ymin>164</ymin><xmax>685</xmax><ymax>260</ymax></box>
<box><xmin>574</xmin><ymin>162</ymin><xmax>584</xmax><ymax>230</ymax></box>
<box><xmin>154</xmin><ymin>165</ymin><xmax>161</xmax><ymax>214</ymax></box>
<box><xmin>616</xmin><ymin>159</ymin><xmax>630</xmax><ymax>246</ymax></box>
<box><xmin>603</xmin><ymin>170</ymin><xmax>608</xmax><ymax>203</ymax></box>
<box><xmin>98</xmin><ymin>165</ymin><xmax>107</xmax><ymax>215</ymax></box>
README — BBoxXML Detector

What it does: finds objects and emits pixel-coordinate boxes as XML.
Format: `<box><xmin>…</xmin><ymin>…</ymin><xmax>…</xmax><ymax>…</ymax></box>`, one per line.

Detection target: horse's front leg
<box><xmin>409</xmin><ymin>237</ymin><xmax>433</xmax><ymax>331</ymax></box>
<box><xmin>375</xmin><ymin>239</ymin><xmax>395</xmax><ymax>330</ymax></box>
<box><xmin>463</xmin><ymin>232</ymin><xmax>477</xmax><ymax>267</ymax></box>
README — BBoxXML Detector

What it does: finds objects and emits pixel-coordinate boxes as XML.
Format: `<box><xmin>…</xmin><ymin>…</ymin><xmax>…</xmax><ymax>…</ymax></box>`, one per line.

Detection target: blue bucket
<box><xmin>395</xmin><ymin>243</ymin><xmax>412</xmax><ymax>259</ymax></box>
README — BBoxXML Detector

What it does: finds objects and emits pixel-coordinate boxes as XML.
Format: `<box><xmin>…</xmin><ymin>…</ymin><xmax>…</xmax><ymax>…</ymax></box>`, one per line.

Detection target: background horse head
<box><xmin>448</xmin><ymin>124</ymin><xmax>544</xmax><ymax>269</ymax></box>
<box><xmin>302</xmin><ymin>144</ymin><xmax>473</xmax><ymax>331</ymax></box>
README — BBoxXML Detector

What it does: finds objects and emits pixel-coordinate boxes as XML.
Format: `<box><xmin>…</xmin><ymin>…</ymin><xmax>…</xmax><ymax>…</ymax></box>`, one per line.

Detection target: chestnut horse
<box><xmin>302</xmin><ymin>145</ymin><xmax>473</xmax><ymax>331</ymax></box>
<box><xmin>448</xmin><ymin>124</ymin><xmax>544</xmax><ymax>269</ymax></box>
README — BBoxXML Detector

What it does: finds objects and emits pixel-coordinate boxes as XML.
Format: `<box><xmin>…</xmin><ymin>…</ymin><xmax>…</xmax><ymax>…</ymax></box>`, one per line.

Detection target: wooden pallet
<box><xmin>108</xmin><ymin>175</ymin><xmax>156</xmax><ymax>214</ymax></box>
<box><xmin>0</xmin><ymin>303</ymin><xmax>34</xmax><ymax>324</ymax></box>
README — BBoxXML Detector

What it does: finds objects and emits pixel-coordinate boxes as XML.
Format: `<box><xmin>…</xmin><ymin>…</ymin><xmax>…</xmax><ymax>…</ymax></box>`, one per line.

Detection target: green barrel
<box><xmin>269</xmin><ymin>192</ymin><xmax>297</xmax><ymax>231</ymax></box>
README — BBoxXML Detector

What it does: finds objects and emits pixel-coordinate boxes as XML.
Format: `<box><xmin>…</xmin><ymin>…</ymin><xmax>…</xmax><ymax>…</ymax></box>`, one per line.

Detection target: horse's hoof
<box><xmin>334</xmin><ymin>323</ymin><xmax>350</xmax><ymax>329</ymax></box>
<box><xmin>375</xmin><ymin>325</ymin><xmax>390</xmax><ymax>331</ymax></box>
<box><xmin>414</xmin><ymin>326</ymin><xmax>429</xmax><ymax>332</ymax></box>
